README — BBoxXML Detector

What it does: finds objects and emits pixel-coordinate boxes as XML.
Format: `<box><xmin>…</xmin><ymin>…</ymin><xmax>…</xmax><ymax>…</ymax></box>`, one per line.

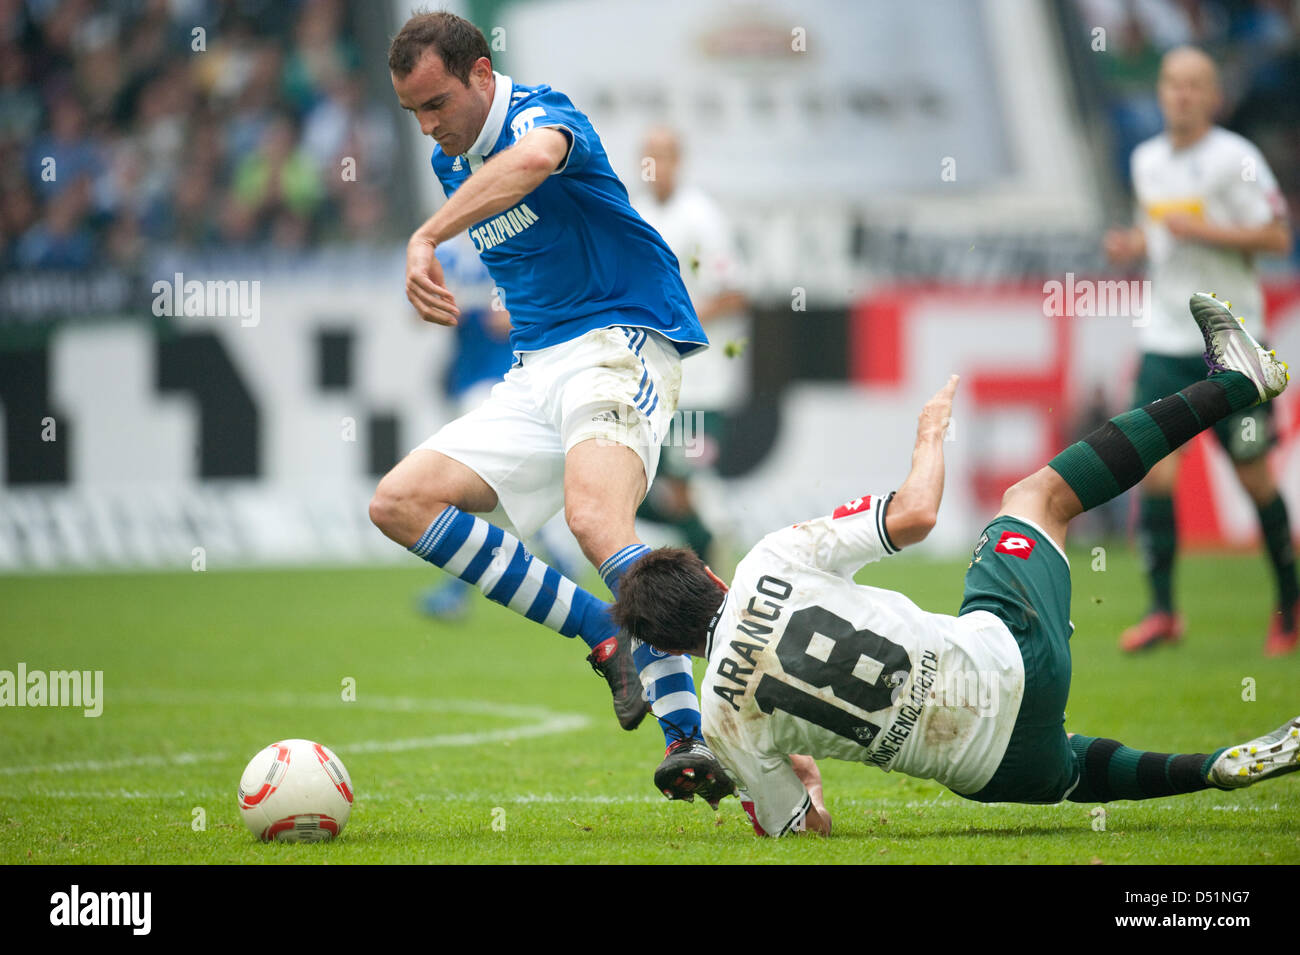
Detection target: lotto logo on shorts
<box><xmin>832</xmin><ymin>495</ymin><xmax>871</xmax><ymax>520</ymax></box>
<box><xmin>994</xmin><ymin>531</ymin><xmax>1036</xmax><ymax>559</ymax></box>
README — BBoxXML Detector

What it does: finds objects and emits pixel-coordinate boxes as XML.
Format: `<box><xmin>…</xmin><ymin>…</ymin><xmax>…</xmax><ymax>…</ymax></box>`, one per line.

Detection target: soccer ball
<box><xmin>237</xmin><ymin>739</ymin><xmax>354</xmax><ymax>842</ymax></box>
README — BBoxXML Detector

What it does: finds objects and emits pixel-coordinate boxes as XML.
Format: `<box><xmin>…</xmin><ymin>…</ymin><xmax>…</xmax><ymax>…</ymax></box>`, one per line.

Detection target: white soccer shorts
<box><xmin>415</xmin><ymin>325</ymin><xmax>682</xmax><ymax>538</ymax></box>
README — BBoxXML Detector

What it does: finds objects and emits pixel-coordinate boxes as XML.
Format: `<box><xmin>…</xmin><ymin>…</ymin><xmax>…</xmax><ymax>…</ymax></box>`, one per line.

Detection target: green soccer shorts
<box><xmin>956</xmin><ymin>516</ymin><xmax>1079</xmax><ymax>804</ymax></box>
<box><xmin>1135</xmin><ymin>352</ymin><xmax>1277</xmax><ymax>463</ymax></box>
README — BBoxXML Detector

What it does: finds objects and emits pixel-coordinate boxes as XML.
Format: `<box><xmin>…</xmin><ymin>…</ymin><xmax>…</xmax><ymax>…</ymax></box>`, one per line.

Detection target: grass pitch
<box><xmin>1</xmin><ymin>546</ymin><xmax>1297</xmax><ymax>864</ymax></box>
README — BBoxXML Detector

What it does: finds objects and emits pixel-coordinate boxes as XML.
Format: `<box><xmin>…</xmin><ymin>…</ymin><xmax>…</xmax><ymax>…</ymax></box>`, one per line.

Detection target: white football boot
<box><xmin>1188</xmin><ymin>292</ymin><xmax>1289</xmax><ymax>403</ymax></box>
<box><xmin>1208</xmin><ymin>716</ymin><xmax>1300</xmax><ymax>788</ymax></box>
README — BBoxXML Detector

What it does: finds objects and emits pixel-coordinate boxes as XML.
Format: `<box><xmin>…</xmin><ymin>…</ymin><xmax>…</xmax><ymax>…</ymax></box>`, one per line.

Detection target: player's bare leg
<box><xmin>370</xmin><ymin>450</ymin><xmax>498</xmax><ymax>547</ymax></box>
<box><xmin>555</xmin><ymin>438</ymin><xmax>656</xmax><ymax>730</ymax></box>
<box><xmin>566</xmin><ymin>437</ymin><xmax>732</xmax><ymax>806</ymax></box>
<box><xmin>563</xmin><ymin>438</ymin><xmax>645</xmax><ymax>568</ymax></box>
<box><xmin>995</xmin><ymin>468</ymin><xmax>1081</xmax><ymax>557</ymax></box>
<box><xmin>369</xmin><ymin>448</ymin><xmax>652</xmax><ymax>730</ymax></box>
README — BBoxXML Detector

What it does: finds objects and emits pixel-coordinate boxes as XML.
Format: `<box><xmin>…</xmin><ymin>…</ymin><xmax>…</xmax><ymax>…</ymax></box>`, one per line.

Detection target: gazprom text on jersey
<box><xmin>469</xmin><ymin>202</ymin><xmax>540</xmax><ymax>252</ymax></box>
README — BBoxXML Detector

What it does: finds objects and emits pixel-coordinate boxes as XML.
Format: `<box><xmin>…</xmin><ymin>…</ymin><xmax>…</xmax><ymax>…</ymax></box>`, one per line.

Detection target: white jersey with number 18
<box><xmin>701</xmin><ymin>494</ymin><xmax>1025</xmax><ymax>836</ymax></box>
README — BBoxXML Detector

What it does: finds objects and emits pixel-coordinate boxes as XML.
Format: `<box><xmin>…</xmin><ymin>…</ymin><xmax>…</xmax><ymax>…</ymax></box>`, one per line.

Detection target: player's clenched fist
<box><xmin>917</xmin><ymin>374</ymin><xmax>959</xmax><ymax>442</ymax></box>
<box><xmin>405</xmin><ymin>234</ymin><xmax>461</xmax><ymax>326</ymax></box>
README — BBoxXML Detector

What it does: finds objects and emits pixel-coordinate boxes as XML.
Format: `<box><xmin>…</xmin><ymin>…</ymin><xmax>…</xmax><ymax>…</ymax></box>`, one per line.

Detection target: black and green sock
<box><xmin>1049</xmin><ymin>371</ymin><xmax>1259</xmax><ymax>512</ymax></box>
<box><xmin>1065</xmin><ymin>735</ymin><xmax>1227</xmax><ymax>802</ymax></box>
<box><xmin>1257</xmin><ymin>494</ymin><xmax>1299</xmax><ymax>628</ymax></box>
<box><xmin>1138</xmin><ymin>495</ymin><xmax>1177</xmax><ymax>614</ymax></box>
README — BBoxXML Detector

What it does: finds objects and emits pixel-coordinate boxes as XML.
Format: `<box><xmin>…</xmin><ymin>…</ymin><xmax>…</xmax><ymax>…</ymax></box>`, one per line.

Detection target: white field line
<box><xmin>0</xmin><ymin>692</ymin><xmax>590</xmax><ymax>776</ymax></box>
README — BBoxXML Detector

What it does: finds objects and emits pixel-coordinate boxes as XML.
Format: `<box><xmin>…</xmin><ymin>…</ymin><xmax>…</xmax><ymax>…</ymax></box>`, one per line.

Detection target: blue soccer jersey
<box><xmin>431</xmin><ymin>74</ymin><xmax>707</xmax><ymax>357</ymax></box>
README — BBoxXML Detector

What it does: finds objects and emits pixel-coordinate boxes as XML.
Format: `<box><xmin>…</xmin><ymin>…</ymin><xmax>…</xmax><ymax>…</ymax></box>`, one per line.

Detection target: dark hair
<box><xmin>388</xmin><ymin>10</ymin><xmax>491</xmax><ymax>82</ymax></box>
<box><xmin>612</xmin><ymin>547</ymin><xmax>725</xmax><ymax>654</ymax></box>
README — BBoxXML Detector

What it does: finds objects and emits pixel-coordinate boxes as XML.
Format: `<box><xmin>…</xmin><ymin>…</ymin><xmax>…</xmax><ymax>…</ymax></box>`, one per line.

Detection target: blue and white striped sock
<box><xmin>410</xmin><ymin>506</ymin><xmax>615</xmax><ymax>650</ymax></box>
<box><xmin>600</xmin><ymin>544</ymin><xmax>703</xmax><ymax>744</ymax></box>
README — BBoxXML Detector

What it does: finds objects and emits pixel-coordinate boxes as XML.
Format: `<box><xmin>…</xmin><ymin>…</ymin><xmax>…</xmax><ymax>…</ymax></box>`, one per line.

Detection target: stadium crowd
<box><xmin>3</xmin><ymin>0</ymin><xmax>1296</xmax><ymax>274</ymax></box>
<box><xmin>0</xmin><ymin>0</ymin><xmax>397</xmax><ymax>272</ymax></box>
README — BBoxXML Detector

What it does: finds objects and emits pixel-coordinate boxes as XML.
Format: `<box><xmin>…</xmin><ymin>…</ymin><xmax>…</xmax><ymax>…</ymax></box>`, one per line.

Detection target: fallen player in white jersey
<box><xmin>613</xmin><ymin>294</ymin><xmax>1298</xmax><ymax>835</ymax></box>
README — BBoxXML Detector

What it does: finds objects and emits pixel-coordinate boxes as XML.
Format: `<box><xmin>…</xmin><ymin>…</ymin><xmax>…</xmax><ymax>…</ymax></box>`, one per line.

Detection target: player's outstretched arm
<box><xmin>415</xmin><ymin>127</ymin><xmax>570</xmax><ymax>247</ymax></box>
<box><xmin>405</xmin><ymin>128</ymin><xmax>569</xmax><ymax>326</ymax></box>
<box><xmin>789</xmin><ymin>755</ymin><xmax>832</xmax><ymax>836</ymax></box>
<box><xmin>885</xmin><ymin>374</ymin><xmax>958</xmax><ymax>548</ymax></box>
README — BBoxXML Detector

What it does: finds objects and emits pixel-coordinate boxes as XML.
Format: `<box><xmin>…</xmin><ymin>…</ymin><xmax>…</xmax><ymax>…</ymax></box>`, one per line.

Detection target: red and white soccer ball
<box><xmin>238</xmin><ymin>739</ymin><xmax>354</xmax><ymax>843</ymax></box>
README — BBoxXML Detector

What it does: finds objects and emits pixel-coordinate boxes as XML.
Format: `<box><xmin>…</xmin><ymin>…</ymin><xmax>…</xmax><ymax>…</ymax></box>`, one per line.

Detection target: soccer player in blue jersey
<box><xmin>368</xmin><ymin>10</ymin><xmax>730</xmax><ymax>804</ymax></box>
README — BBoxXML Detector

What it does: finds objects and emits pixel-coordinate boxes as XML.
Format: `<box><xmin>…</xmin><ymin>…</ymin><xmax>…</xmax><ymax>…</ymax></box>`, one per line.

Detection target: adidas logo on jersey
<box><xmin>994</xmin><ymin>531</ymin><xmax>1036</xmax><ymax>559</ymax></box>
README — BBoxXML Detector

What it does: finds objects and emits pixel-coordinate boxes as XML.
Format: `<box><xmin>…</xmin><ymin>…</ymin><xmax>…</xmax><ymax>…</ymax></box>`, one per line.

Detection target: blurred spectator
<box><xmin>232</xmin><ymin>113</ymin><xmax>324</xmax><ymax>240</ymax></box>
<box><xmin>25</xmin><ymin>92</ymin><xmax>104</xmax><ymax>199</ymax></box>
<box><xmin>332</xmin><ymin>183</ymin><xmax>389</xmax><ymax>242</ymax></box>
<box><xmin>76</xmin><ymin>40</ymin><xmax>126</xmax><ymax>126</ymax></box>
<box><xmin>282</xmin><ymin>0</ymin><xmax>358</xmax><ymax>113</ymax></box>
<box><xmin>0</xmin><ymin>181</ymin><xmax>39</xmax><ymax>267</ymax></box>
<box><xmin>15</xmin><ymin>173</ymin><xmax>94</xmax><ymax>268</ymax></box>
<box><xmin>165</xmin><ymin>161</ymin><xmax>221</xmax><ymax>249</ymax></box>
<box><xmin>103</xmin><ymin>211</ymin><xmax>145</xmax><ymax>269</ymax></box>
<box><xmin>0</xmin><ymin>44</ymin><xmax>41</xmax><ymax>144</ymax></box>
<box><xmin>303</xmin><ymin>70</ymin><xmax>396</xmax><ymax>189</ymax></box>
<box><xmin>223</xmin><ymin>41</ymin><xmax>283</xmax><ymax>165</ymax></box>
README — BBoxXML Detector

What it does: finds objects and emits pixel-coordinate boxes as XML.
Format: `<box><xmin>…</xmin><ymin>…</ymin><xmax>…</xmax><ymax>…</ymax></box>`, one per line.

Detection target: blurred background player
<box><xmin>1104</xmin><ymin>45</ymin><xmax>1296</xmax><ymax>656</ymax></box>
<box><xmin>632</xmin><ymin>125</ymin><xmax>749</xmax><ymax>564</ymax></box>
<box><xmin>417</xmin><ymin>234</ymin><xmax>584</xmax><ymax>620</ymax></box>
